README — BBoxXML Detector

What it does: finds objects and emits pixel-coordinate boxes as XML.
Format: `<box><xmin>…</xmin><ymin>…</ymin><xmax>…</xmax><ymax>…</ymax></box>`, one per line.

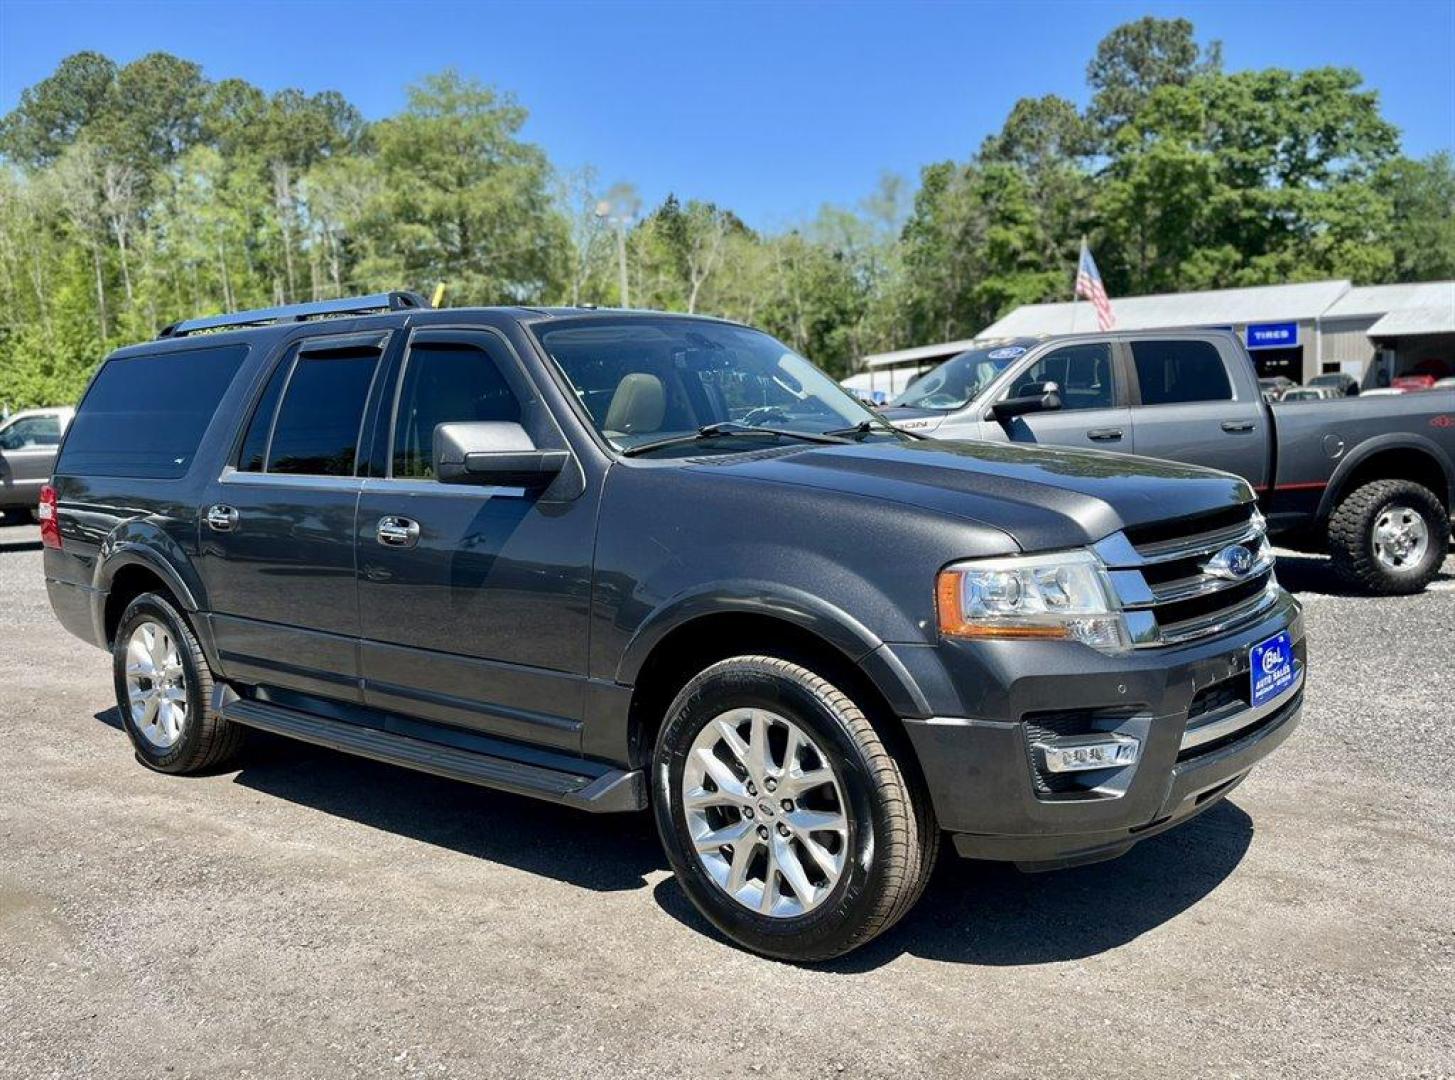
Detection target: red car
<box><xmin>1391</xmin><ymin>374</ymin><xmax>1438</xmax><ymax>392</ymax></box>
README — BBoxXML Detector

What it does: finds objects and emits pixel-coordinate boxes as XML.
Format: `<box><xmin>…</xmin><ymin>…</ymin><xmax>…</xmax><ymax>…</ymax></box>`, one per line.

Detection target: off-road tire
<box><xmin>1327</xmin><ymin>478</ymin><xmax>1449</xmax><ymax>595</ymax></box>
<box><xmin>112</xmin><ymin>592</ymin><xmax>244</xmax><ymax>773</ymax></box>
<box><xmin>652</xmin><ymin>655</ymin><xmax>938</xmax><ymax>962</ymax></box>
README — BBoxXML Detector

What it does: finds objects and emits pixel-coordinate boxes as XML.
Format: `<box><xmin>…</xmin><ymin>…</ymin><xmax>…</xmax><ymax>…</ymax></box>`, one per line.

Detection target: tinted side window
<box><xmin>391</xmin><ymin>341</ymin><xmax>522</xmax><ymax>479</ymax></box>
<box><xmin>1132</xmin><ymin>340</ymin><xmax>1233</xmax><ymax>405</ymax></box>
<box><xmin>267</xmin><ymin>351</ymin><xmax>380</xmax><ymax>476</ymax></box>
<box><xmin>58</xmin><ymin>344</ymin><xmax>250</xmax><ymax>478</ymax></box>
<box><xmin>235</xmin><ymin>354</ymin><xmax>293</xmax><ymax>472</ymax></box>
<box><xmin>1009</xmin><ymin>344</ymin><xmax>1115</xmax><ymax>411</ymax></box>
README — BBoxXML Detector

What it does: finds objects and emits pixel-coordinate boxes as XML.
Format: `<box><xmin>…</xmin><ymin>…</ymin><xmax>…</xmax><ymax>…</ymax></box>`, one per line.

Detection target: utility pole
<box><xmin>596</xmin><ymin>183</ymin><xmax>640</xmax><ymax>309</ymax></box>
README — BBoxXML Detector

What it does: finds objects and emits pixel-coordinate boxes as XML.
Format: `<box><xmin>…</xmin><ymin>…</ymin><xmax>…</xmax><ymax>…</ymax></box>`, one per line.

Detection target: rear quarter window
<box><xmin>57</xmin><ymin>343</ymin><xmax>250</xmax><ymax>478</ymax></box>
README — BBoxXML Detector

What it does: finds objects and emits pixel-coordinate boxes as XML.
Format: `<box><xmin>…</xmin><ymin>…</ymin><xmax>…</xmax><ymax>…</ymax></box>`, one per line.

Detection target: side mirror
<box><xmin>990</xmin><ymin>381</ymin><xmax>1062</xmax><ymax>422</ymax></box>
<box><xmin>433</xmin><ymin>421</ymin><xmax>570</xmax><ymax>487</ymax></box>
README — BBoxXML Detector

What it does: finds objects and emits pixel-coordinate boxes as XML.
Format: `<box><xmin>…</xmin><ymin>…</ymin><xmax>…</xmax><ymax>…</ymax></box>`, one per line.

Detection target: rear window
<box><xmin>1132</xmin><ymin>340</ymin><xmax>1233</xmax><ymax>405</ymax></box>
<box><xmin>57</xmin><ymin>344</ymin><xmax>250</xmax><ymax>478</ymax></box>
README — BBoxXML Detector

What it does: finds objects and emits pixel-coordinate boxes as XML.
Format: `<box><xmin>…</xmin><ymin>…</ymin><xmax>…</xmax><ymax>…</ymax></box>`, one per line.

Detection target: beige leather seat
<box><xmin>604</xmin><ymin>373</ymin><xmax>667</xmax><ymax>435</ymax></box>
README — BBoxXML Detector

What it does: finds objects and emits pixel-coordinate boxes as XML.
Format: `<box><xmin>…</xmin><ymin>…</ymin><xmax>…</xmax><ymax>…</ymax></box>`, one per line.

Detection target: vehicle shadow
<box><xmin>1272</xmin><ymin>550</ymin><xmax>1454</xmax><ymax>596</ymax></box>
<box><xmin>91</xmin><ymin>705</ymin><xmax>1251</xmax><ymax>963</ymax></box>
<box><xmin>654</xmin><ymin>799</ymin><xmax>1255</xmax><ymax>970</ymax></box>
<box><xmin>0</xmin><ymin>539</ymin><xmax>42</xmax><ymax>553</ymax></box>
<box><xmin>93</xmin><ymin>708</ymin><xmax>665</xmax><ymax>892</ymax></box>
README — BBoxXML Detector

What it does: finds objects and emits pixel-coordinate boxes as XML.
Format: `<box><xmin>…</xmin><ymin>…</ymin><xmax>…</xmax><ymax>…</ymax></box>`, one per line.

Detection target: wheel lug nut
<box><xmin>764</xmin><ymin>778</ymin><xmax>777</xmax><ymax>792</ymax></box>
<box><xmin>781</xmin><ymin>799</ymin><xmax>793</xmax><ymax>811</ymax></box>
<box><xmin>757</xmin><ymin>825</ymin><xmax>770</xmax><ymax>840</ymax></box>
<box><xmin>743</xmin><ymin>807</ymin><xmax>754</xmax><ymax>819</ymax></box>
<box><xmin>746</xmin><ymin>781</ymin><xmax>757</xmax><ymax>796</ymax></box>
<box><xmin>776</xmin><ymin>822</ymin><xmax>790</xmax><ymax>837</ymax></box>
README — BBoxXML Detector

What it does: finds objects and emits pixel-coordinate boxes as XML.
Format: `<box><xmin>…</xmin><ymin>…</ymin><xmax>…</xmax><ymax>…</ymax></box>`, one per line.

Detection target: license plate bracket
<box><xmin>1250</xmin><ymin>630</ymin><xmax>1295</xmax><ymax>708</ymax></box>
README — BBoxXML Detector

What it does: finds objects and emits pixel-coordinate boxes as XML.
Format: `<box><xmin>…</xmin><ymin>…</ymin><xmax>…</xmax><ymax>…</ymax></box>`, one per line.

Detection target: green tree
<box><xmin>1380</xmin><ymin>153</ymin><xmax>1455</xmax><ymax>282</ymax></box>
<box><xmin>363</xmin><ymin>70</ymin><xmax>564</xmax><ymax>303</ymax></box>
<box><xmin>1086</xmin><ymin>16</ymin><xmax>1221</xmax><ymax>139</ymax></box>
<box><xmin>0</xmin><ymin>51</ymin><xmax>117</xmax><ymax>168</ymax></box>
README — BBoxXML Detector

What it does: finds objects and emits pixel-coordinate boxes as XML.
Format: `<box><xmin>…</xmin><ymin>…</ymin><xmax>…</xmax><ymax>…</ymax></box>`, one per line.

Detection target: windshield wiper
<box><xmin>620</xmin><ymin>421</ymin><xmax>851</xmax><ymax>457</ymax></box>
<box><xmin>823</xmin><ymin>418</ymin><xmax>926</xmax><ymax>440</ymax></box>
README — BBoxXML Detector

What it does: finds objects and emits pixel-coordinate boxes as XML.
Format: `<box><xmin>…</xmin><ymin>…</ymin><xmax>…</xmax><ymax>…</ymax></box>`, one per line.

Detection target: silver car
<box><xmin>0</xmin><ymin>406</ymin><xmax>73</xmax><ymax>518</ymax></box>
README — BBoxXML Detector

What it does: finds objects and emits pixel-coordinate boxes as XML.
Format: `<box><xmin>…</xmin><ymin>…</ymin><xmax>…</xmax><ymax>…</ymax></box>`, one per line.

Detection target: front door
<box><xmin>982</xmin><ymin>342</ymin><xmax>1134</xmax><ymax>452</ymax></box>
<box><xmin>355</xmin><ymin>327</ymin><xmax>594</xmax><ymax>751</ymax></box>
<box><xmin>197</xmin><ymin>331</ymin><xmax>390</xmax><ymax>701</ymax></box>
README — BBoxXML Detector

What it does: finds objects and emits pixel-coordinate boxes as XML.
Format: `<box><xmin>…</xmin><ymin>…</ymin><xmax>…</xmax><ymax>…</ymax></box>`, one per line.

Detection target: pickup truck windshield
<box><xmin>534</xmin><ymin>317</ymin><xmax>898</xmax><ymax>455</ymax></box>
<box><xmin>893</xmin><ymin>346</ymin><xmax>1021</xmax><ymax>410</ymax></box>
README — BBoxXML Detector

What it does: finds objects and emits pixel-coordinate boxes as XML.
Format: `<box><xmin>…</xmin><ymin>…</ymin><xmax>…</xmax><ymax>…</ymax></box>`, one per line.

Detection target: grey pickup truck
<box><xmin>43</xmin><ymin>295</ymin><xmax>1305</xmax><ymax>961</ymax></box>
<box><xmin>887</xmin><ymin>331</ymin><xmax>1455</xmax><ymax>594</ymax></box>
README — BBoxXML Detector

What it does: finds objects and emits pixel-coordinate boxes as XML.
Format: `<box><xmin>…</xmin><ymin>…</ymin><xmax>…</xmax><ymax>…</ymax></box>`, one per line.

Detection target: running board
<box><xmin>217</xmin><ymin>693</ymin><xmax>645</xmax><ymax>813</ymax></box>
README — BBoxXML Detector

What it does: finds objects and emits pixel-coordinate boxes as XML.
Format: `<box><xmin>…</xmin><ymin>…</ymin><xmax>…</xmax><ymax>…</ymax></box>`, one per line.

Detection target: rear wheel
<box><xmin>652</xmin><ymin>655</ymin><xmax>937</xmax><ymax>962</ymax></box>
<box><xmin>112</xmin><ymin>592</ymin><xmax>244</xmax><ymax>773</ymax></box>
<box><xmin>1327</xmin><ymin>479</ymin><xmax>1449</xmax><ymax>594</ymax></box>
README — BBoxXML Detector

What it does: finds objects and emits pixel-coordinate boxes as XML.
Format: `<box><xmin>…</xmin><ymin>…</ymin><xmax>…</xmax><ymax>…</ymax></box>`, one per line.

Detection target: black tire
<box><xmin>652</xmin><ymin>655</ymin><xmax>937</xmax><ymax>962</ymax></box>
<box><xmin>1327</xmin><ymin>479</ymin><xmax>1449</xmax><ymax>595</ymax></box>
<box><xmin>111</xmin><ymin>592</ymin><xmax>244</xmax><ymax>773</ymax></box>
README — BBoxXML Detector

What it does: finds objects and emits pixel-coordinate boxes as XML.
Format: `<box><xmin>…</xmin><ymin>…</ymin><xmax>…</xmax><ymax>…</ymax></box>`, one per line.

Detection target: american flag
<box><xmin>1075</xmin><ymin>240</ymin><xmax>1116</xmax><ymax>330</ymax></box>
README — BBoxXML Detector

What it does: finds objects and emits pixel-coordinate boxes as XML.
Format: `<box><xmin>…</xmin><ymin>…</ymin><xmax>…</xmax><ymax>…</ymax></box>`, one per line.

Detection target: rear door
<box><xmin>0</xmin><ymin>412</ymin><xmax>65</xmax><ymax>508</ymax></box>
<box><xmin>354</xmin><ymin>327</ymin><xmax>595</xmax><ymax>751</ymax></box>
<box><xmin>981</xmin><ymin>341</ymin><xmax>1133</xmax><ymax>451</ymax></box>
<box><xmin>197</xmin><ymin>330</ymin><xmax>391</xmax><ymax>701</ymax></box>
<box><xmin>1125</xmin><ymin>335</ymin><xmax>1270</xmax><ymax>489</ymax></box>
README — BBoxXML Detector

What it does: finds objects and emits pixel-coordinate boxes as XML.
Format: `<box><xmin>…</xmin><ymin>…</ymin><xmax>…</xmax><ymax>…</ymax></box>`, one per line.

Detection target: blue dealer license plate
<box><xmin>1250</xmin><ymin>631</ymin><xmax>1295</xmax><ymax>708</ymax></box>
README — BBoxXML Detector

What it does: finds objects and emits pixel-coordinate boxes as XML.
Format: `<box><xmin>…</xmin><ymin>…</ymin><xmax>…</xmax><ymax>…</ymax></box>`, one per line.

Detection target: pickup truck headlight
<box><xmin>936</xmin><ymin>550</ymin><xmax>1127</xmax><ymax>650</ymax></box>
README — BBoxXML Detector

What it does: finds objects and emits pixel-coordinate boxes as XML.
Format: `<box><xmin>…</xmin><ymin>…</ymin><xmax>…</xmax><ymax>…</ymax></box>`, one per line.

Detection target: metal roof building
<box><xmin>854</xmin><ymin>279</ymin><xmax>1455</xmax><ymax>394</ymax></box>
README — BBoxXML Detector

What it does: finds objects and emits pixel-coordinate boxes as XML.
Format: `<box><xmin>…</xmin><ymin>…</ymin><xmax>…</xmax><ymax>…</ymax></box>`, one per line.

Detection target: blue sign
<box><xmin>1250</xmin><ymin>630</ymin><xmax>1296</xmax><ymax>708</ymax></box>
<box><xmin>1246</xmin><ymin>322</ymin><xmax>1299</xmax><ymax>350</ymax></box>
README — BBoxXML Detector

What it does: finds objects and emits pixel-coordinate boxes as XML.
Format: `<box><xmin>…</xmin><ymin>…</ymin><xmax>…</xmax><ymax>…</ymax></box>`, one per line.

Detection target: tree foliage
<box><xmin>0</xmin><ymin>18</ymin><xmax>1444</xmax><ymax>410</ymax></box>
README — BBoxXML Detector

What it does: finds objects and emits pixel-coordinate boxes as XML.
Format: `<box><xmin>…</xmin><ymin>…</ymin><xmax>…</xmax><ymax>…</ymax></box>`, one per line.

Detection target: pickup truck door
<box><xmin>979</xmin><ymin>341</ymin><xmax>1134</xmax><ymax>452</ymax></box>
<box><xmin>1125</xmin><ymin>336</ymin><xmax>1271</xmax><ymax>490</ymax></box>
<box><xmin>353</xmin><ymin>327</ymin><xmax>594</xmax><ymax>752</ymax></box>
<box><xmin>0</xmin><ymin>412</ymin><xmax>65</xmax><ymax>509</ymax></box>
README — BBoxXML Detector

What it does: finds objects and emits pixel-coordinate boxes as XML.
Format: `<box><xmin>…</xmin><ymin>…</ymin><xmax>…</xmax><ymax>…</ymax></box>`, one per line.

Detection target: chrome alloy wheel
<box><xmin>1373</xmin><ymin>504</ymin><xmax>1430</xmax><ymax>572</ymax></box>
<box><xmin>124</xmin><ymin>620</ymin><xmax>188</xmax><ymax>750</ymax></box>
<box><xmin>681</xmin><ymin>708</ymin><xmax>849</xmax><ymax>918</ymax></box>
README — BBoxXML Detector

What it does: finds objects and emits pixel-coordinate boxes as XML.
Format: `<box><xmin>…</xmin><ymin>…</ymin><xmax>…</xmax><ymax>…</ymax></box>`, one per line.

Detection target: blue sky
<box><xmin>2</xmin><ymin>0</ymin><xmax>1452</xmax><ymax>229</ymax></box>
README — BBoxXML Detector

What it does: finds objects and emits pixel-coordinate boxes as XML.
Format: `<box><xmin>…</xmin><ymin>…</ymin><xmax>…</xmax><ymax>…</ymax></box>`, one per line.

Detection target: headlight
<box><xmin>936</xmin><ymin>549</ymin><xmax>1127</xmax><ymax>650</ymax></box>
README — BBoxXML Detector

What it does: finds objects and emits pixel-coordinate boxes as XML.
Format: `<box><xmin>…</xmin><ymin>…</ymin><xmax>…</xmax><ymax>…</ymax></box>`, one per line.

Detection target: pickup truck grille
<box><xmin>1094</xmin><ymin>502</ymin><xmax>1280</xmax><ymax>648</ymax></box>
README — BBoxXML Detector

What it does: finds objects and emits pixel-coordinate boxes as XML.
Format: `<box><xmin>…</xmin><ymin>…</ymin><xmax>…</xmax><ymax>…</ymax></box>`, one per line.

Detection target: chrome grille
<box><xmin>1094</xmin><ymin>502</ymin><xmax>1280</xmax><ymax>648</ymax></box>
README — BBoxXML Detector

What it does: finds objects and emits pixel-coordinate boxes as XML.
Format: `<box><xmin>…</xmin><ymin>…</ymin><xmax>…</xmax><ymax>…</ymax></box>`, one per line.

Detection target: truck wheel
<box><xmin>1327</xmin><ymin>479</ymin><xmax>1449</xmax><ymax>595</ymax></box>
<box><xmin>111</xmin><ymin>592</ymin><xmax>244</xmax><ymax>774</ymax></box>
<box><xmin>652</xmin><ymin>656</ymin><xmax>937</xmax><ymax>962</ymax></box>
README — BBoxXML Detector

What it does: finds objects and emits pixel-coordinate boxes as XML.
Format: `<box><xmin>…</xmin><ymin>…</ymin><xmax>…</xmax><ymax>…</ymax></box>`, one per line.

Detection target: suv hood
<box><xmin>688</xmin><ymin>438</ymin><xmax>1252</xmax><ymax>552</ymax></box>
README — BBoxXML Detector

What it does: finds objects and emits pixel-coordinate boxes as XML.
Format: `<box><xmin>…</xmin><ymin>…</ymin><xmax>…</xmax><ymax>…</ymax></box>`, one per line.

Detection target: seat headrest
<box><xmin>605</xmin><ymin>372</ymin><xmax>667</xmax><ymax>434</ymax></box>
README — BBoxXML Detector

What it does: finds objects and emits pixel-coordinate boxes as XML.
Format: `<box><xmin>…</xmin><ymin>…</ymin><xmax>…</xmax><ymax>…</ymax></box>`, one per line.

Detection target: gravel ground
<box><xmin>1</xmin><ymin>520</ymin><xmax>1452</xmax><ymax>1079</ymax></box>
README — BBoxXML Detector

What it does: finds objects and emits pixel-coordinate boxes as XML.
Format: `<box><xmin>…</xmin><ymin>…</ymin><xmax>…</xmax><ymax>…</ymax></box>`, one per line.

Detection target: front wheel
<box><xmin>652</xmin><ymin>656</ymin><xmax>937</xmax><ymax>962</ymax></box>
<box><xmin>1327</xmin><ymin>479</ymin><xmax>1449</xmax><ymax>595</ymax></box>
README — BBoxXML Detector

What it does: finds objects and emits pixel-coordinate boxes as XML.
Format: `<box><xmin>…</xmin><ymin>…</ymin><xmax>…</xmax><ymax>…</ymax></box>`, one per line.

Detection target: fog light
<box><xmin>1036</xmin><ymin>734</ymin><xmax>1140</xmax><ymax>773</ymax></box>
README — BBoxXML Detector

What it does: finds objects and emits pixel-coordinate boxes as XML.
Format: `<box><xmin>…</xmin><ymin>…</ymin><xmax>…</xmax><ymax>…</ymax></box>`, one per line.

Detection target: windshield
<box><xmin>533</xmin><ymin>316</ymin><xmax>896</xmax><ymax>455</ymax></box>
<box><xmin>892</xmin><ymin>346</ymin><xmax>1024</xmax><ymax>410</ymax></box>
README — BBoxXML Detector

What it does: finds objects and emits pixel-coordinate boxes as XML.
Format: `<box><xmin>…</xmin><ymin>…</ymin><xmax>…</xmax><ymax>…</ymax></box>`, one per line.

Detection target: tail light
<box><xmin>38</xmin><ymin>484</ymin><xmax>61</xmax><ymax>549</ymax></box>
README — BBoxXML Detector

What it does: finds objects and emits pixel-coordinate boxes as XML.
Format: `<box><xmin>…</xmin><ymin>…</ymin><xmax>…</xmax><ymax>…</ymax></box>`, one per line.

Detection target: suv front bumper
<box><xmin>890</xmin><ymin>589</ymin><xmax>1305</xmax><ymax>869</ymax></box>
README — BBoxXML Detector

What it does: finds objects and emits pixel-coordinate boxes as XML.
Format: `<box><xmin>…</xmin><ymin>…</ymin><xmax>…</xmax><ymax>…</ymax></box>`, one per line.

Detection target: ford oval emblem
<box><xmin>1204</xmin><ymin>544</ymin><xmax>1257</xmax><ymax>581</ymax></box>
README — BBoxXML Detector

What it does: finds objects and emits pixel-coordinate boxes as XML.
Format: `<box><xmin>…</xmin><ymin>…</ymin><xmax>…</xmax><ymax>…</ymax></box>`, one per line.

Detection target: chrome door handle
<box><xmin>376</xmin><ymin>515</ymin><xmax>420</xmax><ymax>549</ymax></box>
<box><xmin>205</xmin><ymin>504</ymin><xmax>239</xmax><ymax>532</ymax></box>
<box><xmin>1086</xmin><ymin>427</ymin><xmax>1124</xmax><ymax>441</ymax></box>
<box><xmin>1221</xmin><ymin>420</ymin><xmax>1255</xmax><ymax>433</ymax></box>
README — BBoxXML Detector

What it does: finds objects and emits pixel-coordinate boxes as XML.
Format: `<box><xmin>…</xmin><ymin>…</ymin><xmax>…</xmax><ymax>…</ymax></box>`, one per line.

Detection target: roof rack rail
<box><xmin>158</xmin><ymin>291</ymin><xmax>431</xmax><ymax>339</ymax></box>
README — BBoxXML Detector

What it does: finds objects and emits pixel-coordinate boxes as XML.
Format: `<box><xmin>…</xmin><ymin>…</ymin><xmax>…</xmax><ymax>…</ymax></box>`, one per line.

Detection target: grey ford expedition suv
<box><xmin>42</xmin><ymin>293</ymin><xmax>1306</xmax><ymax>961</ymax></box>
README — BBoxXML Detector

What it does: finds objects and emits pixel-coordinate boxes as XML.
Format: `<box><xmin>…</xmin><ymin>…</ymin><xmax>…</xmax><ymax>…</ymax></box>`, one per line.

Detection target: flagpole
<box><xmin>1072</xmin><ymin>236</ymin><xmax>1086</xmax><ymax>333</ymax></box>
